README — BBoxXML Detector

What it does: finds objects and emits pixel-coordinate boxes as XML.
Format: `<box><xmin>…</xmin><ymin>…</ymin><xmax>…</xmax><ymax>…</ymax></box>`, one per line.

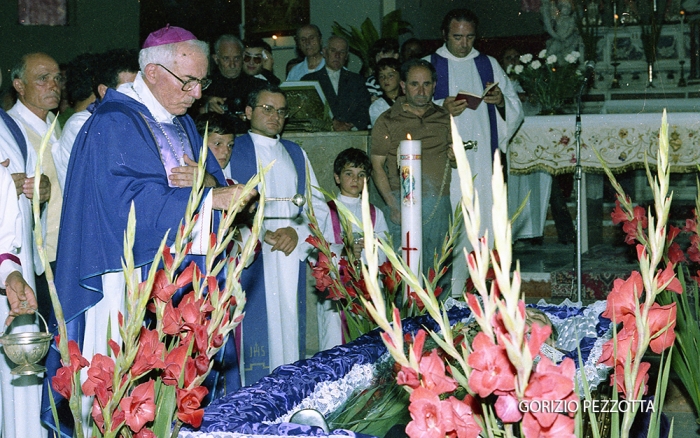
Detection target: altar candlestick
<box><xmin>400</xmin><ymin>134</ymin><xmax>422</xmax><ymax>297</ymax></box>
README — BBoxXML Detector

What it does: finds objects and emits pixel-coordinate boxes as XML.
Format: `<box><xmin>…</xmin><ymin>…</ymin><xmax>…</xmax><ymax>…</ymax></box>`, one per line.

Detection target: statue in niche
<box><xmin>542</xmin><ymin>0</ymin><xmax>585</xmax><ymax>59</ymax></box>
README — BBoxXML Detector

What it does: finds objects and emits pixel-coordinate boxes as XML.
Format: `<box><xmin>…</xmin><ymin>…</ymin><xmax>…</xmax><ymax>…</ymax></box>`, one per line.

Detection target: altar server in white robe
<box><xmin>426</xmin><ymin>8</ymin><xmax>523</xmax><ymax>294</ymax></box>
<box><xmin>0</xmin><ymin>167</ymin><xmax>46</xmax><ymax>438</ymax></box>
<box><xmin>231</xmin><ymin>83</ymin><xmax>331</xmax><ymax>382</ymax></box>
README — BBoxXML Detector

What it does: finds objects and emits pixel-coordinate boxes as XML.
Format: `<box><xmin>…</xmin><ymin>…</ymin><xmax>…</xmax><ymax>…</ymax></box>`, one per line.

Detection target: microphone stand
<box><xmin>574</xmin><ymin>72</ymin><xmax>591</xmax><ymax>303</ymax></box>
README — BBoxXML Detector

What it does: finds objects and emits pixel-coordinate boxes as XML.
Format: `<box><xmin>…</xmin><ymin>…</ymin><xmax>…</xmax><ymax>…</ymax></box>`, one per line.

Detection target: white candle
<box><xmin>399</xmin><ymin>134</ymin><xmax>423</xmax><ymax>294</ymax></box>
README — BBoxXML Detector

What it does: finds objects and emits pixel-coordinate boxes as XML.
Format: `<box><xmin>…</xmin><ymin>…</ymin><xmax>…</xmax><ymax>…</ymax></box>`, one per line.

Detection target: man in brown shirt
<box><xmin>371</xmin><ymin>58</ymin><xmax>455</xmax><ymax>285</ymax></box>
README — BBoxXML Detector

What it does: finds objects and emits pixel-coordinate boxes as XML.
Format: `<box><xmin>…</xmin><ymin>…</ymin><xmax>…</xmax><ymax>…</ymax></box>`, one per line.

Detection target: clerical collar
<box><xmin>119</xmin><ymin>73</ymin><xmax>175</xmax><ymax>123</ymax></box>
<box><xmin>249</xmin><ymin>130</ymin><xmax>280</xmax><ymax>146</ymax></box>
<box><xmin>435</xmin><ymin>44</ymin><xmax>480</xmax><ymax>62</ymax></box>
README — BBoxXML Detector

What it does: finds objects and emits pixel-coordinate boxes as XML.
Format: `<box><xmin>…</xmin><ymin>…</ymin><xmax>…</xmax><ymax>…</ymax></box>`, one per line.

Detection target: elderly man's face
<box><xmin>243</xmin><ymin>47</ymin><xmax>265</xmax><ymax>76</ymax></box>
<box><xmin>245</xmin><ymin>91</ymin><xmax>287</xmax><ymax>138</ymax></box>
<box><xmin>401</xmin><ymin>65</ymin><xmax>435</xmax><ymax>109</ymax></box>
<box><xmin>214</xmin><ymin>41</ymin><xmax>242</xmax><ymax>79</ymax></box>
<box><xmin>297</xmin><ymin>26</ymin><xmax>321</xmax><ymax>58</ymax></box>
<box><xmin>444</xmin><ymin>19</ymin><xmax>476</xmax><ymax>58</ymax></box>
<box><xmin>149</xmin><ymin>43</ymin><xmax>208</xmax><ymax>116</ymax></box>
<box><xmin>13</xmin><ymin>53</ymin><xmax>62</xmax><ymax>120</ymax></box>
<box><xmin>325</xmin><ymin>38</ymin><xmax>348</xmax><ymax>72</ymax></box>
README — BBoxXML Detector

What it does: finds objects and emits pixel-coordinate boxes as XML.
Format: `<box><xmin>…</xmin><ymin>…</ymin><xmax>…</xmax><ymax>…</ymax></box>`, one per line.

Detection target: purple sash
<box><xmin>327</xmin><ymin>200</ymin><xmax>376</xmax><ymax>244</ymax></box>
<box><xmin>431</xmin><ymin>52</ymin><xmax>499</xmax><ymax>155</ymax></box>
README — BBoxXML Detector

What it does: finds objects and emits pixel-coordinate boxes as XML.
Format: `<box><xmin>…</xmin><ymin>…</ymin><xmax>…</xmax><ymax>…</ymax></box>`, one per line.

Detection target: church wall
<box><xmin>0</xmin><ymin>0</ymin><xmax>139</xmax><ymax>87</ymax></box>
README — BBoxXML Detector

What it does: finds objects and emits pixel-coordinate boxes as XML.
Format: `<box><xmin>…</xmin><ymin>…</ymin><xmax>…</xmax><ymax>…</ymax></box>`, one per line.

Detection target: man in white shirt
<box><xmin>9</xmin><ymin>52</ymin><xmax>61</xmax><ymax>320</ymax></box>
<box><xmin>286</xmin><ymin>24</ymin><xmax>326</xmax><ymax>81</ymax></box>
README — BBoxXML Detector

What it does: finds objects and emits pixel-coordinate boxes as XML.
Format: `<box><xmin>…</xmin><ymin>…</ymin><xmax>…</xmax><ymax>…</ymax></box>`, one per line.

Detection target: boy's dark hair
<box><xmin>333</xmin><ymin>148</ymin><xmax>372</xmax><ymax>181</ymax></box>
<box><xmin>441</xmin><ymin>8</ymin><xmax>479</xmax><ymax>40</ymax></box>
<box><xmin>374</xmin><ymin>57</ymin><xmax>402</xmax><ymax>79</ymax></box>
<box><xmin>65</xmin><ymin>52</ymin><xmax>99</xmax><ymax>105</ymax></box>
<box><xmin>93</xmin><ymin>48</ymin><xmax>139</xmax><ymax>98</ymax></box>
<box><xmin>369</xmin><ymin>38</ymin><xmax>399</xmax><ymax>67</ymax></box>
<box><xmin>195</xmin><ymin>112</ymin><xmax>237</xmax><ymax>137</ymax></box>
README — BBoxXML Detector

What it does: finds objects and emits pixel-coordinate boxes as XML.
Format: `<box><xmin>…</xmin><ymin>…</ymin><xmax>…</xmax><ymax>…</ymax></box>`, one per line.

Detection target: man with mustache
<box><xmin>8</xmin><ymin>52</ymin><xmax>60</xmax><ymax>320</ymax></box>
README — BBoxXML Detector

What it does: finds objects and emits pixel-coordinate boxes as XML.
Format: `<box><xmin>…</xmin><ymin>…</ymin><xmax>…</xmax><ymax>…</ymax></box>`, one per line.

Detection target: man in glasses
<box><xmin>203</xmin><ymin>34</ymin><xmax>266</xmax><ymax>133</ymax></box>
<box><xmin>242</xmin><ymin>38</ymin><xmax>280</xmax><ymax>86</ymax></box>
<box><xmin>44</xmin><ymin>26</ymin><xmax>256</xmax><ymax>436</ymax></box>
<box><xmin>230</xmin><ymin>83</ymin><xmax>330</xmax><ymax>386</ymax></box>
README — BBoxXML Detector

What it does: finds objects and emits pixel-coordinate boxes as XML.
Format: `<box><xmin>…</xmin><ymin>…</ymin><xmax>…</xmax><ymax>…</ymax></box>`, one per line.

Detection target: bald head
<box><xmin>12</xmin><ymin>53</ymin><xmax>62</xmax><ymax>120</ymax></box>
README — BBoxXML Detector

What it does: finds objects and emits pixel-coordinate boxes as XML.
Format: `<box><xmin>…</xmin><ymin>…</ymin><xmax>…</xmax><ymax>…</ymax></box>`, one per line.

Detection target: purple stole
<box><xmin>431</xmin><ymin>52</ymin><xmax>499</xmax><ymax>155</ymax></box>
<box><xmin>142</xmin><ymin>116</ymin><xmax>195</xmax><ymax>186</ymax></box>
<box><xmin>229</xmin><ymin>133</ymin><xmax>308</xmax><ymax>385</ymax></box>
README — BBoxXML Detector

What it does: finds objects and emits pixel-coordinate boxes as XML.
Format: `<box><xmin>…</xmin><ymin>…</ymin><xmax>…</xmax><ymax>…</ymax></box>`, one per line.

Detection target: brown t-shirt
<box><xmin>371</xmin><ymin>96</ymin><xmax>452</xmax><ymax>198</ymax></box>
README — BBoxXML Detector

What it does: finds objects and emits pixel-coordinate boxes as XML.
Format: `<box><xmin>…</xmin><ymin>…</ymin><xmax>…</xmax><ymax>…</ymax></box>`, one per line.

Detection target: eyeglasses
<box><xmin>157</xmin><ymin>64</ymin><xmax>211</xmax><ymax>91</ymax></box>
<box><xmin>243</xmin><ymin>54</ymin><xmax>263</xmax><ymax>64</ymax></box>
<box><xmin>255</xmin><ymin>104</ymin><xmax>288</xmax><ymax>118</ymax></box>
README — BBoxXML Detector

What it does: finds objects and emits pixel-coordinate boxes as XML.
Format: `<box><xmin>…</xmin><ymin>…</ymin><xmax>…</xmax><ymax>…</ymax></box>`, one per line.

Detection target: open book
<box><xmin>455</xmin><ymin>82</ymin><xmax>498</xmax><ymax>110</ymax></box>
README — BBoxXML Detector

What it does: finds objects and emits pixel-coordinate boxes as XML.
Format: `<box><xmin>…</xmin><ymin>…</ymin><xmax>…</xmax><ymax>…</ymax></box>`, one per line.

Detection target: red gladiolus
<box><xmin>62</xmin><ymin>339</ymin><xmax>89</xmax><ymax>373</ymax></box>
<box><xmin>611</xmin><ymin>200</ymin><xmax>628</xmax><ymax>225</ymax></box>
<box><xmin>448</xmin><ymin>396</ymin><xmax>482</xmax><ymax>438</ymax></box>
<box><xmin>526</xmin><ymin>321</ymin><xmax>552</xmax><ymax>359</ymax></box>
<box><xmin>131</xmin><ymin>328</ymin><xmax>166</xmax><ymax>376</ymax></box>
<box><xmin>646</xmin><ymin>302</ymin><xmax>677</xmax><ymax>353</ymax></box>
<box><xmin>467</xmin><ymin>332</ymin><xmax>516</xmax><ymax>397</ymax></box>
<box><xmin>162</xmin><ymin>345</ymin><xmax>189</xmax><ymax>386</ymax></box>
<box><xmin>176</xmin><ymin>386</ymin><xmax>209</xmax><ymax>428</ymax></box>
<box><xmin>134</xmin><ymin>428</ymin><xmax>157</xmax><ymax>438</ymax></box>
<box><xmin>522</xmin><ymin>410</ymin><xmax>576</xmax><ymax>438</ymax></box>
<box><xmin>52</xmin><ymin>366</ymin><xmax>74</xmax><ymax>399</ymax></box>
<box><xmin>622</xmin><ymin>220</ymin><xmax>641</xmax><ymax>244</ymax></box>
<box><xmin>405</xmin><ymin>387</ymin><xmax>453</xmax><ymax>438</ymax></box>
<box><xmin>311</xmin><ymin>252</ymin><xmax>334</xmax><ymax>292</ymax></box>
<box><xmin>655</xmin><ymin>264</ymin><xmax>683</xmax><ymax>294</ymax></box>
<box><xmin>494</xmin><ymin>393</ymin><xmax>522</xmax><ymax>423</ymax></box>
<box><xmin>82</xmin><ymin>354</ymin><xmax>115</xmax><ymax>397</ymax></box>
<box><xmin>523</xmin><ymin>357</ymin><xmax>577</xmax><ymax>430</ymax></box>
<box><xmin>601</xmin><ymin>271</ymin><xmax>642</xmax><ymax>324</ymax></box>
<box><xmin>162</xmin><ymin>300</ymin><xmax>182</xmax><ymax>335</ymax></box>
<box><xmin>689</xmin><ymin>235</ymin><xmax>700</xmax><ymax>263</ymax></box>
<box><xmin>667</xmin><ymin>242</ymin><xmax>686</xmax><ymax>264</ymax></box>
<box><xmin>120</xmin><ymin>380</ymin><xmax>156</xmax><ymax>433</ymax></box>
<box><xmin>599</xmin><ymin>325</ymin><xmax>639</xmax><ymax>366</ymax></box>
<box><xmin>397</xmin><ymin>366</ymin><xmax>420</xmax><ymax>389</ymax></box>
<box><xmin>380</xmin><ymin>261</ymin><xmax>401</xmax><ymax>292</ymax></box>
<box><xmin>194</xmin><ymin>354</ymin><xmax>210</xmax><ymax>375</ymax></box>
<box><xmin>612</xmin><ymin>362</ymin><xmax>650</xmax><ymax>398</ymax></box>
<box><xmin>419</xmin><ymin>350</ymin><xmax>458</xmax><ymax>394</ymax></box>
<box><xmin>412</xmin><ymin>330</ymin><xmax>427</xmax><ymax>358</ymax></box>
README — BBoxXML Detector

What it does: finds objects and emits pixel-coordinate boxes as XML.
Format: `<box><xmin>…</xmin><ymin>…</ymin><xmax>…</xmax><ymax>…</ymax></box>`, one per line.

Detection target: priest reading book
<box><xmin>455</xmin><ymin>82</ymin><xmax>498</xmax><ymax>110</ymax></box>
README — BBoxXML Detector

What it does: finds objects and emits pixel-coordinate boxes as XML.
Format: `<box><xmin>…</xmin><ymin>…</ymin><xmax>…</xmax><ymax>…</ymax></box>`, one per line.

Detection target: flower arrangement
<box><xmin>348</xmin><ymin>113</ymin><xmax>678</xmax><ymax>438</ymax></box>
<box><xmin>305</xmin><ymin>195</ymin><xmax>457</xmax><ymax>342</ymax></box>
<box><xmin>508</xmin><ymin>49</ymin><xmax>585</xmax><ymax>115</ymax></box>
<box><xmin>34</xmin><ymin>125</ymin><xmax>266</xmax><ymax>438</ymax></box>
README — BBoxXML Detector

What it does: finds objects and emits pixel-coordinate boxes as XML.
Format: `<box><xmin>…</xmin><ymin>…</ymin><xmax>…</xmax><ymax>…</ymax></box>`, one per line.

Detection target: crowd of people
<box><xmin>0</xmin><ymin>7</ymin><xmax>539</xmax><ymax>436</ymax></box>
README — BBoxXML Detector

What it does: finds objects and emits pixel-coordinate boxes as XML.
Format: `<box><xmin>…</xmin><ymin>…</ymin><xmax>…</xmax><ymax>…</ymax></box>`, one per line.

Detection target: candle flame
<box><xmin>407</xmin><ymin>134</ymin><xmax>412</xmax><ymax>140</ymax></box>
<box><xmin>272</xmin><ymin>35</ymin><xmax>278</xmax><ymax>40</ymax></box>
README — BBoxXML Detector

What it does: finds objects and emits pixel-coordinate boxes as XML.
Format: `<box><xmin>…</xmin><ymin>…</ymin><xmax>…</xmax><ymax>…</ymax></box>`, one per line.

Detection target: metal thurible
<box><xmin>463</xmin><ymin>140</ymin><xmax>478</xmax><ymax>150</ymax></box>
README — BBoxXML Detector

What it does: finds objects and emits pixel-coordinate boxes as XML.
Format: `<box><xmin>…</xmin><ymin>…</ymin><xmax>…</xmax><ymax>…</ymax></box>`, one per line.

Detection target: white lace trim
<box><xmin>269</xmin><ymin>361</ymin><xmax>378</xmax><ymax>424</ymax></box>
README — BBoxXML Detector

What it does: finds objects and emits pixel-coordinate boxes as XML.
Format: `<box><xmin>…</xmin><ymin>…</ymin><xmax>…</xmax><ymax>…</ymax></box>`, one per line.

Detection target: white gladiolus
<box><xmin>519</xmin><ymin>53</ymin><xmax>533</xmax><ymax>63</ymax></box>
<box><xmin>570</xmin><ymin>51</ymin><xmax>581</xmax><ymax>60</ymax></box>
<box><xmin>538</xmin><ymin>49</ymin><xmax>547</xmax><ymax>58</ymax></box>
<box><xmin>506</xmin><ymin>64</ymin><xmax>513</xmax><ymax>74</ymax></box>
<box><xmin>546</xmin><ymin>54</ymin><xmax>557</xmax><ymax>65</ymax></box>
<box><xmin>514</xmin><ymin>64</ymin><xmax>524</xmax><ymax>74</ymax></box>
<box><xmin>565</xmin><ymin>53</ymin><xmax>577</xmax><ymax>63</ymax></box>
<box><xmin>531</xmin><ymin>60</ymin><xmax>542</xmax><ymax>70</ymax></box>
